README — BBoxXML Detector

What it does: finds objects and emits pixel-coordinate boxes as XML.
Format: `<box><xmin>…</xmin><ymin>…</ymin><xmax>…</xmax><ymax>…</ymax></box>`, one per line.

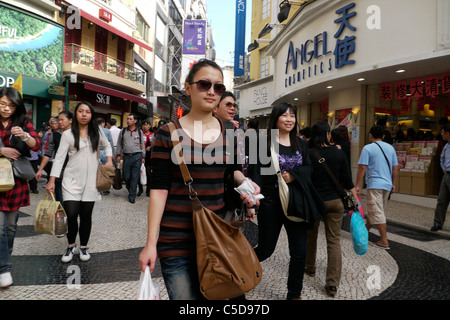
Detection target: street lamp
<box><xmin>247</xmin><ymin>39</ymin><xmax>271</xmax><ymax>52</ymax></box>
<box><xmin>278</xmin><ymin>0</ymin><xmax>314</xmax><ymax>23</ymax></box>
<box><xmin>258</xmin><ymin>23</ymin><xmax>285</xmax><ymax>38</ymax></box>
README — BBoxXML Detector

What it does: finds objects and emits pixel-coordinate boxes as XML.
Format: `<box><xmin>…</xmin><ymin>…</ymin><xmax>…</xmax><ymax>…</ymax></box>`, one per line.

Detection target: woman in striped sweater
<box><xmin>138</xmin><ymin>59</ymin><xmax>260</xmax><ymax>300</ymax></box>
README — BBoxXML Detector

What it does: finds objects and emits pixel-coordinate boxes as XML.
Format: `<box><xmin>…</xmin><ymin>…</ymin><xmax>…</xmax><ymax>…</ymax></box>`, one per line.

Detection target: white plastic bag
<box><xmin>140</xmin><ymin>163</ymin><xmax>147</xmax><ymax>185</ymax></box>
<box><xmin>137</xmin><ymin>266</ymin><xmax>160</xmax><ymax>300</ymax></box>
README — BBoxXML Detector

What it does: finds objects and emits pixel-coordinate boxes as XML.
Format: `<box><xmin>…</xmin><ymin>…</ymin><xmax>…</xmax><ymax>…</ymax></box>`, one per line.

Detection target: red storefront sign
<box><xmin>425</xmin><ymin>75</ymin><xmax>439</xmax><ymax>96</ymax></box>
<box><xmin>417</xmin><ymin>97</ymin><xmax>425</xmax><ymax>112</ymax></box>
<box><xmin>442</xmin><ymin>73</ymin><xmax>450</xmax><ymax>94</ymax></box>
<box><xmin>99</xmin><ymin>9</ymin><xmax>112</xmax><ymax>22</ymax></box>
<box><xmin>381</xmin><ymin>83</ymin><xmax>392</xmax><ymax>101</ymax></box>
<box><xmin>395</xmin><ymin>81</ymin><xmax>407</xmax><ymax>100</ymax></box>
<box><xmin>410</xmin><ymin>79</ymin><xmax>423</xmax><ymax>98</ymax></box>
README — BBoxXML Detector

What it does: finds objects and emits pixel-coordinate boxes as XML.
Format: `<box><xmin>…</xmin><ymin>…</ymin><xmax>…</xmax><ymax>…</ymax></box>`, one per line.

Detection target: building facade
<box><xmin>238</xmin><ymin>0</ymin><xmax>450</xmax><ymax>196</ymax></box>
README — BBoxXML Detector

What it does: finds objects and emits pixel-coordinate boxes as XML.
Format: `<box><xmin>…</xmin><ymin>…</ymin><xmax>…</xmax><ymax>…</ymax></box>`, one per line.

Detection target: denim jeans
<box><xmin>122</xmin><ymin>153</ymin><xmax>142</xmax><ymax>201</ymax></box>
<box><xmin>0</xmin><ymin>210</ymin><xmax>19</xmax><ymax>274</ymax></box>
<box><xmin>254</xmin><ymin>197</ymin><xmax>308</xmax><ymax>299</ymax></box>
<box><xmin>160</xmin><ymin>256</ymin><xmax>205</xmax><ymax>300</ymax></box>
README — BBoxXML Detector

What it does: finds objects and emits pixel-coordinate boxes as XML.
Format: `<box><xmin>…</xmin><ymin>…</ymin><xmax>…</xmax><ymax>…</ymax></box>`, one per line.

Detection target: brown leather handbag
<box><xmin>168</xmin><ymin>122</ymin><xmax>262</xmax><ymax>300</ymax></box>
<box><xmin>96</xmin><ymin>147</ymin><xmax>116</xmax><ymax>192</ymax></box>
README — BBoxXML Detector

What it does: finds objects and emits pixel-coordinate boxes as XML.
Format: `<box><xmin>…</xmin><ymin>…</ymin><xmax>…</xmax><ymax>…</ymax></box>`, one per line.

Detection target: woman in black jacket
<box><xmin>306</xmin><ymin>121</ymin><xmax>358</xmax><ymax>297</ymax></box>
<box><xmin>249</xmin><ymin>103</ymin><xmax>324</xmax><ymax>300</ymax></box>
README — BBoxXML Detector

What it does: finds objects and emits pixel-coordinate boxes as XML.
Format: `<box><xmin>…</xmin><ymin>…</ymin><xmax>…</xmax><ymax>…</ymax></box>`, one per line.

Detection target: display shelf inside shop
<box><xmin>395</xmin><ymin>141</ymin><xmax>440</xmax><ymax>196</ymax></box>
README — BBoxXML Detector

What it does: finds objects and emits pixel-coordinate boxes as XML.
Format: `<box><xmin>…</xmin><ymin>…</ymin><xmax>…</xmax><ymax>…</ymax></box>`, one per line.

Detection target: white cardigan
<box><xmin>50</xmin><ymin>128</ymin><xmax>113</xmax><ymax>201</ymax></box>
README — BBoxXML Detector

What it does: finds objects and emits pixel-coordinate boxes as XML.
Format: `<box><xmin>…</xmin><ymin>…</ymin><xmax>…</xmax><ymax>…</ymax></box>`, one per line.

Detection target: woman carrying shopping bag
<box><xmin>0</xmin><ymin>87</ymin><xmax>41</xmax><ymax>288</ymax></box>
<box><xmin>138</xmin><ymin>59</ymin><xmax>260</xmax><ymax>300</ymax></box>
<box><xmin>306</xmin><ymin>121</ymin><xmax>358</xmax><ymax>297</ymax></box>
<box><xmin>46</xmin><ymin>102</ymin><xmax>113</xmax><ymax>263</ymax></box>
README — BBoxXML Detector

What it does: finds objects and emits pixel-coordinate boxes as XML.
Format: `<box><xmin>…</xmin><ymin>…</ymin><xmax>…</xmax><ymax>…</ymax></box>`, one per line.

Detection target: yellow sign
<box><xmin>12</xmin><ymin>74</ymin><xmax>23</xmax><ymax>97</ymax></box>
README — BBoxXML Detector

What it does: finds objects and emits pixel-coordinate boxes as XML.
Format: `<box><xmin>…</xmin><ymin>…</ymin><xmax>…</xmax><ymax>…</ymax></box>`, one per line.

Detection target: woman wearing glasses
<box><xmin>139</xmin><ymin>59</ymin><xmax>260</xmax><ymax>300</ymax></box>
<box><xmin>214</xmin><ymin>91</ymin><xmax>239</xmax><ymax>129</ymax></box>
<box><xmin>0</xmin><ymin>87</ymin><xmax>41</xmax><ymax>288</ymax></box>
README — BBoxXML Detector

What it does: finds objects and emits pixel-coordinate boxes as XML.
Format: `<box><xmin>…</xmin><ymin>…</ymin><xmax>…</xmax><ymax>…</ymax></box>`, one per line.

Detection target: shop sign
<box><xmin>183</xmin><ymin>20</ymin><xmax>206</xmax><ymax>55</ymax></box>
<box><xmin>253</xmin><ymin>86</ymin><xmax>269</xmax><ymax>107</ymax></box>
<box><xmin>96</xmin><ymin>93</ymin><xmax>110</xmax><ymax>105</ymax></box>
<box><xmin>384</xmin><ymin>74</ymin><xmax>450</xmax><ymax>101</ymax></box>
<box><xmin>0</xmin><ymin>4</ymin><xmax>64</xmax><ymax>83</ymax></box>
<box><xmin>99</xmin><ymin>9</ymin><xmax>112</xmax><ymax>22</ymax></box>
<box><xmin>381</xmin><ymin>83</ymin><xmax>392</xmax><ymax>101</ymax></box>
<box><xmin>443</xmin><ymin>73</ymin><xmax>450</xmax><ymax>94</ymax></box>
<box><xmin>425</xmin><ymin>76</ymin><xmax>439</xmax><ymax>96</ymax></box>
<box><xmin>284</xmin><ymin>2</ymin><xmax>357</xmax><ymax>88</ymax></box>
<box><xmin>395</xmin><ymin>81</ymin><xmax>407</xmax><ymax>100</ymax></box>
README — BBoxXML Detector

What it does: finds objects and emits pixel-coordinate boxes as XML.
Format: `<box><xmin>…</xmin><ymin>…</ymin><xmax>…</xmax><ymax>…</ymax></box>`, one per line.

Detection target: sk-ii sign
<box><xmin>284</xmin><ymin>3</ymin><xmax>357</xmax><ymax>88</ymax></box>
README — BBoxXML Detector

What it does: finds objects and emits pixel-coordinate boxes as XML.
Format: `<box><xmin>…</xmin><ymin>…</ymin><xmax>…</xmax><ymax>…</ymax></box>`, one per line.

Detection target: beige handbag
<box><xmin>96</xmin><ymin>147</ymin><xmax>115</xmax><ymax>192</ymax></box>
<box><xmin>34</xmin><ymin>193</ymin><xmax>68</xmax><ymax>236</ymax></box>
<box><xmin>0</xmin><ymin>157</ymin><xmax>14</xmax><ymax>192</ymax></box>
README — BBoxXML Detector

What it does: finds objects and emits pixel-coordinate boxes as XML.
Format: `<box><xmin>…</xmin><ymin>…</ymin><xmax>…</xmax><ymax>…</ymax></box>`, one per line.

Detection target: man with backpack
<box><xmin>116</xmin><ymin>113</ymin><xmax>144</xmax><ymax>203</ymax></box>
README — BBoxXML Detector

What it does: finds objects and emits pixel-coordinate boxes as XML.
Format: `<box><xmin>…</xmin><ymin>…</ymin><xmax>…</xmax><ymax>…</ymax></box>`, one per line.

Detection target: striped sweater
<box><xmin>150</xmin><ymin>119</ymin><xmax>239</xmax><ymax>258</ymax></box>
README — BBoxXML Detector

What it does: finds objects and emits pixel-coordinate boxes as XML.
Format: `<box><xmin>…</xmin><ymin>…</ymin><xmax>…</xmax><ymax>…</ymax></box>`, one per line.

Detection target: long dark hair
<box><xmin>0</xmin><ymin>87</ymin><xmax>27</xmax><ymax>129</ymax></box>
<box><xmin>72</xmin><ymin>101</ymin><xmax>99</xmax><ymax>152</ymax></box>
<box><xmin>309</xmin><ymin>121</ymin><xmax>331</xmax><ymax>149</ymax></box>
<box><xmin>268</xmin><ymin>102</ymin><xmax>301</xmax><ymax>152</ymax></box>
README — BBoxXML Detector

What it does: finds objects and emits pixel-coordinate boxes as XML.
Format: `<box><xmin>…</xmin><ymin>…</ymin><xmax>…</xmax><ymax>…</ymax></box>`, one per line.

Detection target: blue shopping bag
<box><xmin>350</xmin><ymin>211</ymin><xmax>368</xmax><ymax>255</ymax></box>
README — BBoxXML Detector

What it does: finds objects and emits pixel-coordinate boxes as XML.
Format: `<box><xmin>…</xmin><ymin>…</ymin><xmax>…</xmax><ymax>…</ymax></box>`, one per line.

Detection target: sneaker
<box><xmin>79</xmin><ymin>247</ymin><xmax>91</xmax><ymax>262</ymax></box>
<box><xmin>61</xmin><ymin>246</ymin><xmax>78</xmax><ymax>263</ymax></box>
<box><xmin>0</xmin><ymin>272</ymin><xmax>13</xmax><ymax>288</ymax></box>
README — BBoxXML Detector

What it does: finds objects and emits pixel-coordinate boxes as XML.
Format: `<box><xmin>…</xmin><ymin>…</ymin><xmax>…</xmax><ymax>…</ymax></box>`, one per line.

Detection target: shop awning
<box><xmin>84</xmin><ymin>82</ymin><xmax>146</xmax><ymax>104</ymax></box>
<box><xmin>78</xmin><ymin>9</ymin><xmax>153</xmax><ymax>52</ymax></box>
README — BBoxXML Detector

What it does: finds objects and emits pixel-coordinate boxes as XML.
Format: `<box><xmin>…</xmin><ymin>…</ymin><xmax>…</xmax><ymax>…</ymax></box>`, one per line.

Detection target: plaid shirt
<box><xmin>0</xmin><ymin>120</ymin><xmax>41</xmax><ymax>212</ymax></box>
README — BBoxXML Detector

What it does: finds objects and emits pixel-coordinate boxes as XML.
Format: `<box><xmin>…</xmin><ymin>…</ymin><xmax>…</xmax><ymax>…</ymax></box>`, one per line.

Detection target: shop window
<box><xmin>136</xmin><ymin>12</ymin><xmax>149</xmax><ymax>43</ymax></box>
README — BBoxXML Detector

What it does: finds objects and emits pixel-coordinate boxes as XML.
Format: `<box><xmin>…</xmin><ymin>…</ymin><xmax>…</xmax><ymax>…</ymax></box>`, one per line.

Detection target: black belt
<box><xmin>123</xmin><ymin>152</ymin><xmax>141</xmax><ymax>156</ymax></box>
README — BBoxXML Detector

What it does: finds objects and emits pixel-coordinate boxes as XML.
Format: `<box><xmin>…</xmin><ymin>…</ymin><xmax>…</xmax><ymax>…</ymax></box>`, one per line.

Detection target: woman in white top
<box><xmin>46</xmin><ymin>102</ymin><xmax>113</xmax><ymax>263</ymax></box>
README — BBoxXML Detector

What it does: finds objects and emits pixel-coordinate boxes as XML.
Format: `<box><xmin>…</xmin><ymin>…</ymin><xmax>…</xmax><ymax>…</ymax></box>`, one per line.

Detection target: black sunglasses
<box><xmin>189</xmin><ymin>80</ymin><xmax>226</xmax><ymax>96</ymax></box>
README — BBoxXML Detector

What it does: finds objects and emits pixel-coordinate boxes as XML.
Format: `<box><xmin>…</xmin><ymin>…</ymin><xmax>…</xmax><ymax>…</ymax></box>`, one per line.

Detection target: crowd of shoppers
<box><xmin>0</xmin><ymin>59</ymin><xmax>418</xmax><ymax>302</ymax></box>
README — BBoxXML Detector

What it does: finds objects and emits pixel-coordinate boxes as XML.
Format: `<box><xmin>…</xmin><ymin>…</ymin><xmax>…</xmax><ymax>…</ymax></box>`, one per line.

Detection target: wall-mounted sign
<box><xmin>96</xmin><ymin>93</ymin><xmax>110</xmax><ymax>105</ymax></box>
<box><xmin>284</xmin><ymin>2</ymin><xmax>357</xmax><ymax>88</ymax></box>
<box><xmin>99</xmin><ymin>9</ymin><xmax>112</xmax><ymax>22</ymax></box>
<box><xmin>183</xmin><ymin>20</ymin><xmax>206</xmax><ymax>55</ymax></box>
<box><xmin>0</xmin><ymin>4</ymin><xmax>64</xmax><ymax>83</ymax></box>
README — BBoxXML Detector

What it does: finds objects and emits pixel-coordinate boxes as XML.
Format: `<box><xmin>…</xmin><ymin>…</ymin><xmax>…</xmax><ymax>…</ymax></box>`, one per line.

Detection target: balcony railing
<box><xmin>64</xmin><ymin>44</ymin><xmax>145</xmax><ymax>86</ymax></box>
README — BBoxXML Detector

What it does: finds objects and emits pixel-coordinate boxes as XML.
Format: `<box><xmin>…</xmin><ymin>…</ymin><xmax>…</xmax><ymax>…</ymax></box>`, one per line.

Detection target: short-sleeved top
<box><xmin>150</xmin><ymin>119</ymin><xmax>239</xmax><ymax>258</ymax></box>
<box><xmin>358</xmin><ymin>141</ymin><xmax>398</xmax><ymax>191</ymax></box>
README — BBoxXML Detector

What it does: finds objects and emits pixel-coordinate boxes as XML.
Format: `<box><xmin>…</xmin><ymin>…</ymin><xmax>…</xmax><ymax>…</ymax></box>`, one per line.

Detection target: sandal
<box><xmin>369</xmin><ymin>241</ymin><xmax>390</xmax><ymax>250</ymax></box>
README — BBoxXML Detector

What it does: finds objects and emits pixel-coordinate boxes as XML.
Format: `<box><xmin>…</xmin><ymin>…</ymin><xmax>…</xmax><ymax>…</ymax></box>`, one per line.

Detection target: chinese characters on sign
<box><xmin>334</xmin><ymin>2</ymin><xmax>357</xmax><ymax>69</ymax></box>
<box><xmin>183</xmin><ymin>20</ymin><xmax>206</xmax><ymax>55</ymax></box>
<box><xmin>381</xmin><ymin>74</ymin><xmax>450</xmax><ymax>113</ymax></box>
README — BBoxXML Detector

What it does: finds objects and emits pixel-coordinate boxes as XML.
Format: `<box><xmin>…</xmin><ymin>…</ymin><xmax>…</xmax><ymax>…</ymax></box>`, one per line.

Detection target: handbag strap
<box><xmin>168</xmin><ymin>122</ymin><xmax>242</xmax><ymax>226</ymax></box>
<box><xmin>374</xmin><ymin>142</ymin><xmax>392</xmax><ymax>175</ymax></box>
<box><xmin>311</xmin><ymin>148</ymin><xmax>347</xmax><ymax>197</ymax></box>
<box><xmin>167</xmin><ymin>122</ymin><xmax>193</xmax><ymax>185</ymax></box>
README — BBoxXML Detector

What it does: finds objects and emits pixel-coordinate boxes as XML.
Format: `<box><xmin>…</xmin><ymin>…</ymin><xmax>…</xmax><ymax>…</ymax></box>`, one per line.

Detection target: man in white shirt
<box><xmin>107</xmin><ymin>118</ymin><xmax>121</xmax><ymax>151</ymax></box>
